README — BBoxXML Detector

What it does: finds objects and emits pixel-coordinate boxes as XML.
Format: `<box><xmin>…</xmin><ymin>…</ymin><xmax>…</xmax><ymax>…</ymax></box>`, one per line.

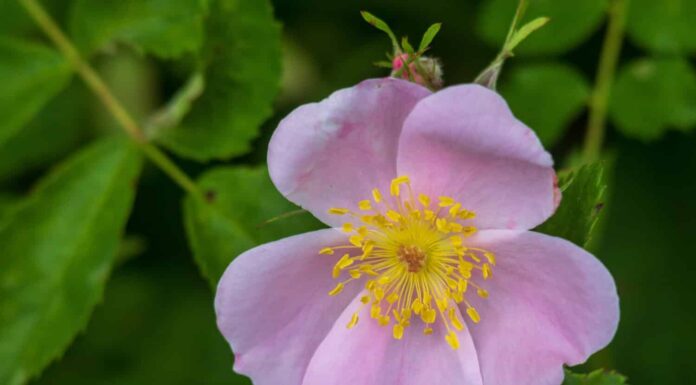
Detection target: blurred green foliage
<box><xmin>500</xmin><ymin>63</ymin><xmax>591</xmax><ymax>147</ymax></box>
<box><xmin>610</xmin><ymin>58</ymin><xmax>696</xmax><ymax>140</ymax></box>
<box><xmin>184</xmin><ymin>166</ymin><xmax>322</xmax><ymax>286</ymax></box>
<box><xmin>0</xmin><ymin>0</ymin><xmax>694</xmax><ymax>384</ymax></box>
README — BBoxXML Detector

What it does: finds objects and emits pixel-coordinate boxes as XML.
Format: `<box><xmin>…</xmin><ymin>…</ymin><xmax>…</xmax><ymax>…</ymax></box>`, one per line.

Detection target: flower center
<box><xmin>320</xmin><ymin>175</ymin><xmax>495</xmax><ymax>350</ymax></box>
<box><xmin>398</xmin><ymin>245</ymin><xmax>426</xmax><ymax>273</ymax></box>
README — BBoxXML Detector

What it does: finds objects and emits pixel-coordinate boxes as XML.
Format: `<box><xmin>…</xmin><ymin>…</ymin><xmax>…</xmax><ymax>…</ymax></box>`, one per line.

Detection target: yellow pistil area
<box><xmin>321</xmin><ymin>175</ymin><xmax>496</xmax><ymax>350</ymax></box>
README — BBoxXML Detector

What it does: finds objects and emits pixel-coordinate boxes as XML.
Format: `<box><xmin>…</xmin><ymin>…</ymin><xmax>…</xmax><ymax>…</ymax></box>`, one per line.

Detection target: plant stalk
<box><xmin>583</xmin><ymin>0</ymin><xmax>628</xmax><ymax>162</ymax></box>
<box><xmin>19</xmin><ymin>0</ymin><xmax>204</xmax><ymax>200</ymax></box>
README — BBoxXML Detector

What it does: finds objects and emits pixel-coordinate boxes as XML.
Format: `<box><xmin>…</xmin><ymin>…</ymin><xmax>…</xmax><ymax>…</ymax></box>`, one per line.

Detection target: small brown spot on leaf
<box><xmin>593</xmin><ymin>202</ymin><xmax>605</xmax><ymax>216</ymax></box>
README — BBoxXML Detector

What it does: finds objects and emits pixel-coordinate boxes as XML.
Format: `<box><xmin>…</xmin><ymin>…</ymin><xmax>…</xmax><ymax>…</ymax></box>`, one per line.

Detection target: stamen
<box><xmin>328</xmin><ymin>207</ymin><xmax>350</xmax><ymax>215</ymax></box>
<box><xmin>372</xmin><ymin>188</ymin><xmax>383</xmax><ymax>203</ymax></box>
<box><xmin>322</xmin><ymin>175</ymin><xmax>494</xmax><ymax>349</ymax></box>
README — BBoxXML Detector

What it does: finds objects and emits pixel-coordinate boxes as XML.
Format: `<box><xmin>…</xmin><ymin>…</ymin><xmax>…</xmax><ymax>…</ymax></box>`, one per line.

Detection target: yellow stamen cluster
<box><xmin>321</xmin><ymin>175</ymin><xmax>495</xmax><ymax>350</ymax></box>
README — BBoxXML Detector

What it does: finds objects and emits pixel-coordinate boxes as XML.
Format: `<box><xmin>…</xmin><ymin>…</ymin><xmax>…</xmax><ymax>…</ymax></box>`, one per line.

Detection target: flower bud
<box><xmin>391</xmin><ymin>53</ymin><xmax>443</xmax><ymax>90</ymax></box>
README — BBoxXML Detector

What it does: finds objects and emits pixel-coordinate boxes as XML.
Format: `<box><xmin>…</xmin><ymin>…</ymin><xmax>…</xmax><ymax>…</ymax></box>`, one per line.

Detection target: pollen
<box><xmin>321</xmin><ymin>175</ymin><xmax>495</xmax><ymax>349</ymax></box>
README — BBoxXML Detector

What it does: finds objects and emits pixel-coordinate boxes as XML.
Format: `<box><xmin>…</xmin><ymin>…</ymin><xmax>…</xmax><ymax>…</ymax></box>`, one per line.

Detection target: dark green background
<box><xmin>1</xmin><ymin>0</ymin><xmax>693</xmax><ymax>384</ymax></box>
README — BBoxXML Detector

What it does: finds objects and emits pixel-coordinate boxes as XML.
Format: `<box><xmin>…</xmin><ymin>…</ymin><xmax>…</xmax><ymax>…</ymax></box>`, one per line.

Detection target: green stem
<box><xmin>19</xmin><ymin>0</ymin><xmax>204</xmax><ymax>200</ymax></box>
<box><xmin>474</xmin><ymin>0</ymin><xmax>528</xmax><ymax>89</ymax></box>
<box><xmin>503</xmin><ymin>0</ymin><xmax>529</xmax><ymax>54</ymax></box>
<box><xmin>583</xmin><ymin>0</ymin><xmax>628</xmax><ymax>163</ymax></box>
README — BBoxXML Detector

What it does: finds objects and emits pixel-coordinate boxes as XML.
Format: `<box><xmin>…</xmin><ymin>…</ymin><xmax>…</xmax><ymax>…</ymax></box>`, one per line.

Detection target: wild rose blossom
<box><xmin>215</xmin><ymin>78</ymin><xmax>619</xmax><ymax>385</ymax></box>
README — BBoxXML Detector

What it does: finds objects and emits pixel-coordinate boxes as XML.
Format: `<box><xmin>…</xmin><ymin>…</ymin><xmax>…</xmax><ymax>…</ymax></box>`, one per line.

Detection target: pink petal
<box><xmin>397</xmin><ymin>84</ymin><xmax>557</xmax><ymax>230</ymax></box>
<box><xmin>215</xmin><ymin>229</ymin><xmax>362</xmax><ymax>385</ymax></box>
<box><xmin>302</xmin><ymin>294</ymin><xmax>483</xmax><ymax>385</ymax></box>
<box><xmin>268</xmin><ymin>78</ymin><xmax>431</xmax><ymax>227</ymax></box>
<box><xmin>464</xmin><ymin>230</ymin><xmax>619</xmax><ymax>385</ymax></box>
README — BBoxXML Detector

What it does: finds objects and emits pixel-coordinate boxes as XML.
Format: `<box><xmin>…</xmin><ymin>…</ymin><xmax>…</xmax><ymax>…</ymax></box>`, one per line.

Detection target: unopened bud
<box><xmin>391</xmin><ymin>53</ymin><xmax>443</xmax><ymax>90</ymax></box>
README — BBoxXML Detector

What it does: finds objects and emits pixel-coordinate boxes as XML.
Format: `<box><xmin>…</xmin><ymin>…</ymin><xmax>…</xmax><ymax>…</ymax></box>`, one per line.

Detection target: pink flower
<box><xmin>215</xmin><ymin>78</ymin><xmax>619</xmax><ymax>385</ymax></box>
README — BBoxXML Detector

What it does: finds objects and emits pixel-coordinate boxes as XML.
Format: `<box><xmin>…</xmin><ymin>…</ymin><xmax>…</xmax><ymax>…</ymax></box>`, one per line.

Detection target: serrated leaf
<box><xmin>626</xmin><ymin>0</ymin><xmax>696</xmax><ymax>55</ymax></box>
<box><xmin>418</xmin><ymin>23</ymin><xmax>441</xmax><ymax>52</ymax></box>
<box><xmin>0</xmin><ymin>38</ymin><xmax>71</xmax><ymax>150</ymax></box>
<box><xmin>152</xmin><ymin>0</ymin><xmax>282</xmax><ymax>161</ymax></box>
<box><xmin>477</xmin><ymin>0</ymin><xmax>608</xmax><ymax>55</ymax></box>
<box><xmin>0</xmin><ymin>82</ymin><xmax>87</xmax><ymax>182</ymax></box>
<box><xmin>69</xmin><ymin>0</ymin><xmax>209</xmax><ymax>58</ymax></box>
<box><xmin>500</xmin><ymin>62</ymin><xmax>590</xmax><ymax>147</ymax></box>
<box><xmin>0</xmin><ymin>137</ymin><xmax>142</xmax><ymax>385</ymax></box>
<box><xmin>536</xmin><ymin>163</ymin><xmax>606</xmax><ymax>247</ymax></box>
<box><xmin>361</xmin><ymin>10</ymin><xmax>399</xmax><ymax>50</ymax></box>
<box><xmin>610</xmin><ymin>58</ymin><xmax>696</xmax><ymax>141</ymax></box>
<box><xmin>563</xmin><ymin>369</ymin><xmax>628</xmax><ymax>385</ymax></box>
<box><xmin>183</xmin><ymin>166</ymin><xmax>323</xmax><ymax>287</ymax></box>
<box><xmin>506</xmin><ymin>17</ymin><xmax>550</xmax><ymax>52</ymax></box>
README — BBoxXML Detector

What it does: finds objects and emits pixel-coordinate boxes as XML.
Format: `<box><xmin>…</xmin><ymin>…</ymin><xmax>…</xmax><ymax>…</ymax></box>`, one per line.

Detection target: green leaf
<box><xmin>626</xmin><ymin>0</ymin><xmax>696</xmax><ymax>55</ymax></box>
<box><xmin>563</xmin><ymin>369</ymin><xmax>628</xmax><ymax>385</ymax></box>
<box><xmin>183</xmin><ymin>166</ymin><xmax>323</xmax><ymax>287</ymax></box>
<box><xmin>360</xmin><ymin>10</ymin><xmax>399</xmax><ymax>51</ymax></box>
<box><xmin>506</xmin><ymin>16</ymin><xmax>550</xmax><ymax>52</ymax></box>
<box><xmin>0</xmin><ymin>137</ymin><xmax>142</xmax><ymax>385</ymax></box>
<box><xmin>0</xmin><ymin>82</ymin><xmax>87</xmax><ymax>182</ymax></box>
<box><xmin>0</xmin><ymin>0</ymin><xmax>71</xmax><ymax>36</ymax></box>
<box><xmin>30</xmin><ymin>265</ymin><xmax>251</xmax><ymax>385</ymax></box>
<box><xmin>0</xmin><ymin>38</ymin><xmax>71</xmax><ymax>150</ymax></box>
<box><xmin>477</xmin><ymin>0</ymin><xmax>608</xmax><ymax>55</ymax></box>
<box><xmin>610</xmin><ymin>58</ymin><xmax>696</xmax><ymax>141</ymax></box>
<box><xmin>500</xmin><ymin>62</ymin><xmax>590</xmax><ymax>147</ymax></box>
<box><xmin>152</xmin><ymin>0</ymin><xmax>282</xmax><ymax>161</ymax></box>
<box><xmin>536</xmin><ymin>163</ymin><xmax>606</xmax><ymax>247</ymax></box>
<box><xmin>69</xmin><ymin>0</ymin><xmax>209</xmax><ymax>58</ymax></box>
<box><xmin>0</xmin><ymin>192</ymin><xmax>20</xmax><ymax>224</ymax></box>
<box><xmin>418</xmin><ymin>23</ymin><xmax>441</xmax><ymax>52</ymax></box>
<box><xmin>401</xmin><ymin>36</ymin><xmax>415</xmax><ymax>54</ymax></box>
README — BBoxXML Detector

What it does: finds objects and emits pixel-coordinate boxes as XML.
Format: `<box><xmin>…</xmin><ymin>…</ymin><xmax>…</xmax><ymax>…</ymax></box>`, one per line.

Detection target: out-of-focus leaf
<box><xmin>563</xmin><ymin>369</ymin><xmax>628</xmax><ymax>385</ymax></box>
<box><xmin>0</xmin><ymin>192</ymin><xmax>20</xmax><ymax>224</ymax></box>
<box><xmin>536</xmin><ymin>163</ymin><xmax>606</xmax><ymax>247</ymax></box>
<box><xmin>610</xmin><ymin>58</ymin><xmax>696</xmax><ymax>141</ymax></box>
<box><xmin>30</xmin><ymin>268</ymin><xmax>250</xmax><ymax>385</ymax></box>
<box><xmin>0</xmin><ymin>0</ymin><xmax>35</xmax><ymax>35</ymax></box>
<box><xmin>0</xmin><ymin>0</ymin><xmax>71</xmax><ymax>36</ymax></box>
<box><xmin>477</xmin><ymin>0</ymin><xmax>608</xmax><ymax>55</ymax></box>
<box><xmin>500</xmin><ymin>63</ymin><xmax>590</xmax><ymax>147</ymax></box>
<box><xmin>115</xmin><ymin>236</ymin><xmax>148</xmax><ymax>266</ymax></box>
<box><xmin>183</xmin><ymin>166</ymin><xmax>323</xmax><ymax>287</ymax></box>
<box><xmin>626</xmin><ymin>0</ymin><xmax>696</xmax><ymax>55</ymax></box>
<box><xmin>69</xmin><ymin>0</ymin><xmax>209</xmax><ymax>58</ymax></box>
<box><xmin>0</xmin><ymin>137</ymin><xmax>142</xmax><ymax>385</ymax></box>
<box><xmin>0</xmin><ymin>38</ymin><xmax>71</xmax><ymax>149</ymax></box>
<box><xmin>0</xmin><ymin>82</ymin><xmax>87</xmax><ymax>182</ymax></box>
<box><xmin>593</xmin><ymin>134</ymin><xmax>696</xmax><ymax>383</ymax></box>
<box><xmin>153</xmin><ymin>0</ymin><xmax>282</xmax><ymax>161</ymax></box>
